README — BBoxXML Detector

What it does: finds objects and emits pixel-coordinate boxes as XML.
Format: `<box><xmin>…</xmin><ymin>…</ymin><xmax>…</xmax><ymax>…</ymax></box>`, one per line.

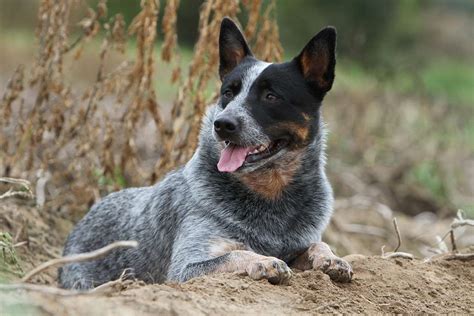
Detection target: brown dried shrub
<box><xmin>0</xmin><ymin>0</ymin><xmax>283</xmax><ymax>217</ymax></box>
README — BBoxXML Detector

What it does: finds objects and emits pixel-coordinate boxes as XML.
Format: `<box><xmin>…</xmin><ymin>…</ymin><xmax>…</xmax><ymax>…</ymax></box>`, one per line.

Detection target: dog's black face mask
<box><xmin>213</xmin><ymin>17</ymin><xmax>336</xmax><ymax>174</ymax></box>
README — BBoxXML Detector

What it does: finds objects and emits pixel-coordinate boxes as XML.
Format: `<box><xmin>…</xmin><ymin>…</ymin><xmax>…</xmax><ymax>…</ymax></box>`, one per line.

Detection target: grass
<box><xmin>421</xmin><ymin>59</ymin><xmax>474</xmax><ymax>107</ymax></box>
<box><xmin>410</xmin><ymin>161</ymin><xmax>448</xmax><ymax>203</ymax></box>
<box><xmin>0</xmin><ymin>232</ymin><xmax>23</xmax><ymax>281</ymax></box>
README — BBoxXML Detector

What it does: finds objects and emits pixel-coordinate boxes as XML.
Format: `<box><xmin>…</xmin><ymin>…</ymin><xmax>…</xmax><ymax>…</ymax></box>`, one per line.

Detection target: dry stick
<box><xmin>383</xmin><ymin>252</ymin><xmax>414</xmax><ymax>260</ymax></box>
<box><xmin>89</xmin><ymin>269</ymin><xmax>132</xmax><ymax>294</ymax></box>
<box><xmin>451</xmin><ymin>219</ymin><xmax>474</xmax><ymax>229</ymax></box>
<box><xmin>0</xmin><ymin>189</ymin><xmax>34</xmax><ymax>200</ymax></box>
<box><xmin>0</xmin><ymin>177</ymin><xmax>34</xmax><ymax>201</ymax></box>
<box><xmin>392</xmin><ymin>217</ymin><xmax>401</xmax><ymax>252</ymax></box>
<box><xmin>1</xmin><ymin>268</ymin><xmax>133</xmax><ymax>297</ymax></box>
<box><xmin>447</xmin><ymin>212</ymin><xmax>474</xmax><ymax>254</ymax></box>
<box><xmin>21</xmin><ymin>240</ymin><xmax>138</xmax><ymax>283</ymax></box>
<box><xmin>449</xmin><ymin>229</ymin><xmax>457</xmax><ymax>252</ymax></box>
<box><xmin>0</xmin><ymin>177</ymin><xmax>31</xmax><ymax>187</ymax></box>
<box><xmin>426</xmin><ymin>252</ymin><xmax>474</xmax><ymax>262</ymax></box>
<box><xmin>0</xmin><ymin>283</ymin><xmax>87</xmax><ymax>296</ymax></box>
<box><xmin>443</xmin><ymin>253</ymin><xmax>474</xmax><ymax>261</ymax></box>
<box><xmin>381</xmin><ymin>218</ymin><xmax>414</xmax><ymax>259</ymax></box>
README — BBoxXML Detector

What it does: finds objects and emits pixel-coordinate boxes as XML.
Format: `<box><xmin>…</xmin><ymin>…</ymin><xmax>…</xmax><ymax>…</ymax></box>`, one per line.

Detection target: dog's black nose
<box><xmin>214</xmin><ymin>116</ymin><xmax>240</xmax><ymax>139</ymax></box>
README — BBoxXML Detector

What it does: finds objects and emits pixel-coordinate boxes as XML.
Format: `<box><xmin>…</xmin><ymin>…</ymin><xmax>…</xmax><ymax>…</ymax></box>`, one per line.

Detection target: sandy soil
<box><xmin>1</xmin><ymin>200</ymin><xmax>473</xmax><ymax>315</ymax></box>
<box><xmin>2</xmin><ymin>256</ymin><xmax>474</xmax><ymax>315</ymax></box>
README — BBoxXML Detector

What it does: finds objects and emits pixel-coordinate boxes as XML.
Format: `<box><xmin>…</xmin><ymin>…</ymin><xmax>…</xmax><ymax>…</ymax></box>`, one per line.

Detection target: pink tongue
<box><xmin>217</xmin><ymin>145</ymin><xmax>250</xmax><ymax>172</ymax></box>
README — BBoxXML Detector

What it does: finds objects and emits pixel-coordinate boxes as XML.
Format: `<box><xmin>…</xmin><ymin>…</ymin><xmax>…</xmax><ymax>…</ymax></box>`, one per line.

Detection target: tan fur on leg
<box><xmin>214</xmin><ymin>250</ymin><xmax>292</xmax><ymax>285</ymax></box>
<box><xmin>291</xmin><ymin>242</ymin><xmax>353</xmax><ymax>283</ymax></box>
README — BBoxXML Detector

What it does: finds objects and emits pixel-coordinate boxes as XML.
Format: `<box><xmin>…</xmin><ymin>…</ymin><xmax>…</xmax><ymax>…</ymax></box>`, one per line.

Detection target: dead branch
<box><xmin>442</xmin><ymin>253</ymin><xmax>474</xmax><ymax>261</ymax></box>
<box><xmin>449</xmin><ymin>229</ymin><xmax>457</xmax><ymax>252</ymax></box>
<box><xmin>0</xmin><ymin>283</ymin><xmax>88</xmax><ymax>296</ymax></box>
<box><xmin>392</xmin><ymin>217</ymin><xmax>402</xmax><ymax>252</ymax></box>
<box><xmin>0</xmin><ymin>177</ymin><xmax>34</xmax><ymax>201</ymax></box>
<box><xmin>425</xmin><ymin>252</ymin><xmax>474</xmax><ymax>262</ymax></box>
<box><xmin>381</xmin><ymin>245</ymin><xmax>414</xmax><ymax>260</ymax></box>
<box><xmin>0</xmin><ymin>268</ymin><xmax>133</xmax><ymax>296</ymax></box>
<box><xmin>451</xmin><ymin>219</ymin><xmax>474</xmax><ymax>229</ymax></box>
<box><xmin>382</xmin><ymin>252</ymin><xmax>414</xmax><ymax>260</ymax></box>
<box><xmin>378</xmin><ymin>216</ymin><xmax>405</xmax><ymax>257</ymax></box>
<box><xmin>89</xmin><ymin>269</ymin><xmax>132</xmax><ymax>294</ymax></box>
<box><xmin>21</xmin><ymin>240</ymin><xmax>138</xmax><ymax>282</ymax></box>
<box><xmin>0</xmin><ymin>189</ymin><xmax>34</xmax><ymax>201</ymax></box>
<box><xmin>0</xmin><ymin>177</ymin><xmax>31</xmax><ymax>187</ymax></box>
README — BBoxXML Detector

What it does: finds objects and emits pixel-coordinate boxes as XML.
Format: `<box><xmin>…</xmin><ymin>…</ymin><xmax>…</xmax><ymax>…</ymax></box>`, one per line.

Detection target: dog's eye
<box><xmin>265</xmin><ymin>93</ymin><xmax>278</xmax><ymax>102</ymax></box>
<box><xmin>223</xmin><ymin>89</ymin><xmax>234</xmax><ymax>99</ymax></box>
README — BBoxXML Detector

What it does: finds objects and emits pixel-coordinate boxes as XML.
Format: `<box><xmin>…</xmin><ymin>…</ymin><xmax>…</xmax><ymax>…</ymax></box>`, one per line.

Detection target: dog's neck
<box><xmin>235</xmin><ymin>148</ymin><xmax>305</xmax><ymax>200</ymax></box>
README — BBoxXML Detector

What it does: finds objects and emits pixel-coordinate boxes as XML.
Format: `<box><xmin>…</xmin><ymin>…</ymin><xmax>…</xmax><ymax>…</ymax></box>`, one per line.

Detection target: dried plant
<box><xmin>0</xmin><ymin>0</ymin><xmax>284</xmax><ymax>216</ymax></box>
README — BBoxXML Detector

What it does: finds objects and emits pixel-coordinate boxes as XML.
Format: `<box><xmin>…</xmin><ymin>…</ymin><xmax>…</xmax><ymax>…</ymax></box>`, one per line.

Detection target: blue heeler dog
<box><xmin>59</xmin><ymin>18</ymin><xmax>353</xmax><ymax>289</ymax></box>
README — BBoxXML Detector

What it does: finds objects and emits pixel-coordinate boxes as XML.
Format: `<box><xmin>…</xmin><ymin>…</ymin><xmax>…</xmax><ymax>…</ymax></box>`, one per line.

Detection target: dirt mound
<box><xmin>1</xmin><ymin>200</ymin><xmax>473</xmax><ymax>315</ymax></box>
<box><xmin>2</xmin><ymin>256</ymin><xmax>473</xmax><ymax>315</ymax></box>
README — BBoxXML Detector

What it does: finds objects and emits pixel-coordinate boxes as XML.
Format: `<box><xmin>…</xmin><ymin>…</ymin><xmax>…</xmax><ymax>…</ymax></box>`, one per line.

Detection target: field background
<box><xmin>0</xmin><ymin>1</ymin><xmax>474</xmax><ymax>314</ymax></box>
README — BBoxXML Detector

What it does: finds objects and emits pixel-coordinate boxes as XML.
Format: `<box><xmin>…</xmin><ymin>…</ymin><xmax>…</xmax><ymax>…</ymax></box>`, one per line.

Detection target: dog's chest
<box><xmin>229</xmin><ymin>205</ymin><xmax>320</xmax><ymax>260</ymax></box>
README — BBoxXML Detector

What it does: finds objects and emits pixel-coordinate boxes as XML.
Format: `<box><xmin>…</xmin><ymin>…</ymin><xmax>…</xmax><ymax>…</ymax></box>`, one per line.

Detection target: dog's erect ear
<box><xmin>219</xmin><ymin>17</ymin><xmax>253</xmax><ymax>80</ymax></box>
<box><xmin>295</xmin><ymin>27</ymin><xmax>336</xmax><ymax>93</ymax></box>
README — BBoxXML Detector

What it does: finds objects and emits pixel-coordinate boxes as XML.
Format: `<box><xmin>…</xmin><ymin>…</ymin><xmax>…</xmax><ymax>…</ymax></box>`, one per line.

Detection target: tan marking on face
<box><xmin>302</xmin><ymin>113</ymin><xmax>311</xmax><ymax>121</ymax></box>
<box><xmin>289</xmin><ymin>123</ymin><xmax>310</xmax><ymax>143</ymax></box>
<box><xmin>238</xmin><ymin>150</ymin><xmax>303</xmax><ymax>200</ymax></box>
<box><xmin>209</xmin><ymin>238</ymin><xmax>248</xmax><ymax>258</ymax></box>
<box><xmin>273</xmin><ymin>122</ymin><xmax>310</xmax><ymax>144</ymax></box>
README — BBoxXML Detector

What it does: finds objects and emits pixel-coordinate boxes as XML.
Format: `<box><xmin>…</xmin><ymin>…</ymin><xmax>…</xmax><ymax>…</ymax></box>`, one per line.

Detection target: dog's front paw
<box><xmin>246</xmin><ymin>257</ymin><xmax>292</xmax><ymax>285</ymax></box>
<box><xmin>317</xmin><ymin>257</ymin><xmax>353</xmax><ymax>283</ymax></box>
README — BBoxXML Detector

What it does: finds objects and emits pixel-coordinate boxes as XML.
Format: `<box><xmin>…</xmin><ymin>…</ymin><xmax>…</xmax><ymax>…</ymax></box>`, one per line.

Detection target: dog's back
<box><xmin>59</xmin><ymin>170</ymin><xmax>186</xmax><ymax>289</ymax></box>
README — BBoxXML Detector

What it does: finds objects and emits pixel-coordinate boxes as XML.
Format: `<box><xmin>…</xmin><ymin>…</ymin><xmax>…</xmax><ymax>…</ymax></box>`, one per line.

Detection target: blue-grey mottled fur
<box><xmin>58</xmin><ymin>103</ymin><xmax>333</xmax><ymax>290</ymax></box>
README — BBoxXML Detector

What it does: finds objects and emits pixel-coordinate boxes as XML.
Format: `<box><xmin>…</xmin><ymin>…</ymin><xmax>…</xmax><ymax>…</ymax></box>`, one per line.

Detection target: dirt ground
<box><xmin>1</xmin><ymin>199</ymin><xmax>473</xmax><ymax>315</ymax></box>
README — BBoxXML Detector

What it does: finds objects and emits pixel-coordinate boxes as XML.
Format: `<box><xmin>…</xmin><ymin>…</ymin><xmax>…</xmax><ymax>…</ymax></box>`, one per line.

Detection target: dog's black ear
<box><xmin>219</xmin><ymin>17</ymin><xmax>253</xmax><ymax>80</ymax></box>
<box><xmin>294</xmin><ymin>27</ymin><xmax>336</xmax><ymax>93</ymax></box>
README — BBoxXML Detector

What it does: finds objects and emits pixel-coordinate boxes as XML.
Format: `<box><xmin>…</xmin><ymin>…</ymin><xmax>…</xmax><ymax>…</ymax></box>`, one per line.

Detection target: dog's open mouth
<box><xmin>217</xmin><ymin>139</ymin><xmax>288</xmax><ymax>173</ymax></box>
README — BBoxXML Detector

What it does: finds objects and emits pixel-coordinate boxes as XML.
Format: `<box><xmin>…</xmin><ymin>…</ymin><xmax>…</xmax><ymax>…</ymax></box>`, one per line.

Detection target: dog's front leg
<box><xmin>179</xmin><ymin>250</ymin><xmax>292</xmax><ymax>285</ymax></box>
<box><xmin>291</xmin><ymin>242</ymin><xmax>353</xmax><ymax>283</ymax></box>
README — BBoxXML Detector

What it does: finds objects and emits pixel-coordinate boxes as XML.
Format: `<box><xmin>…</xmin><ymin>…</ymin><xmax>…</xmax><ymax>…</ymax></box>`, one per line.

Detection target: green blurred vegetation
<box><xmin>0</xmin><ymin>232</ymin><xmax>23</xmax><ymax>281</ymax></box>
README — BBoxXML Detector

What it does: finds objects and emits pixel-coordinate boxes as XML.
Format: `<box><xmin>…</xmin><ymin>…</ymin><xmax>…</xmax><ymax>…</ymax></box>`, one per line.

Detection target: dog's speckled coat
<box><xmin>59</xmin><ymin>18</ymin><xmax>352</xmax><ymax>290</ymax></box>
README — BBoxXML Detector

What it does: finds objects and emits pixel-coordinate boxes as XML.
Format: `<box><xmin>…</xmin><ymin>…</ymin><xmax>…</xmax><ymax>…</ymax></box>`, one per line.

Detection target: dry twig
<box><xmin>21</xmin><ymin>240</ymin><xmax>138</xmax><ymax>282</ymax></box>
<box><xmin>443</xmin><ymin>253</ymin><xmax>474</xmax><ymax>261</ymax></box>
<box><xmin>0</xmin><ymin>283</ymin><xmax>88</xmax><ymax>296</ymax></box>
<box><xmin>0</xmin><ymin>177</ymin><xmax>34</xmax><ymax>201</ymax></box>
<box><xmin>381</xmin><ymin>246</ymin><xmax>414</xmax><ymax>260</ymax></box>
<box><xmin>449</xmin><ymin>229</ymin><xmax>457</xmax><ymax>252</ymax></box>
<box><xmin>392</xmin><ymin>217</ymin><xmax>402</xmax><ymax>252</ymax></box>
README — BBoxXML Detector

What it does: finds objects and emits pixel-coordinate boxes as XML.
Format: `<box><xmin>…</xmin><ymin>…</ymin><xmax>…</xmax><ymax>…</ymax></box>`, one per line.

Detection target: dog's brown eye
<box><xmin>223</xmin><ymin>89</ymin><xmax>233</xmax><ymax>99</ymax></box>
<box><xmin>266</xmin><ymin>93</ymin><xmax>278</xmax><ymax>101</ymax></box>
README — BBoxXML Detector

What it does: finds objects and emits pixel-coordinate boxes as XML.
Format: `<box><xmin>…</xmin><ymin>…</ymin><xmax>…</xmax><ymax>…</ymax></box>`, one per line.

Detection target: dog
<box><xmin>58</xmin><ymin>17</ymin><xmax>353</xmax><ymax>290</ymax></box>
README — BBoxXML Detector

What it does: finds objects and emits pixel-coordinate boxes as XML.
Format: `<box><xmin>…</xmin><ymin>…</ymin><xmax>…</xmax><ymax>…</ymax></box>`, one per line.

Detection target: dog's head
<box><xmin>213</xmin><ymin>18</ymin><xmax>336</xmax><ymax>174</ymax></box>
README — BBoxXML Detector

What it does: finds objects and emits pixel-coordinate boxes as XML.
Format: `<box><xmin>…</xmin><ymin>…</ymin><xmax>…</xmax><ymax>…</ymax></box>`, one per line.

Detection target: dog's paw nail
<box><xmin>317</xmin><ymin>257</ymin><xmax>353</xmax><ymax>283</ymax></box>
<box><xmin>247</xmin><ymin>257</ymin><xmax>292</xmax><ymax>285</ymax></box>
